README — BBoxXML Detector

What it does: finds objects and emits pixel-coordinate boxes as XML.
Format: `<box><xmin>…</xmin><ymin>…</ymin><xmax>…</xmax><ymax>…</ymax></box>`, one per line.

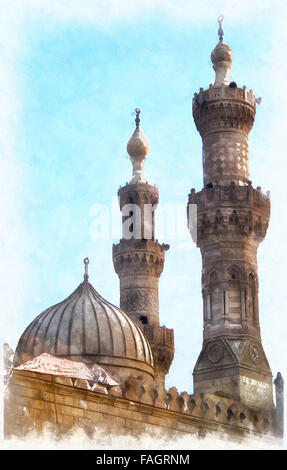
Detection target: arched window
<box><xmin>227</xmin><ymin>265</ymin><xmax>242</xmax><ymax>281</ymax></box>
<box><xmin>229</xmin><ymin>210</ymin><xmax>239</xmax><ymax>224</ymax></box>
<box><xmin>209</xmin><ymin>270</ymin><xmax>218</xmax><ymax>282</ymax></box>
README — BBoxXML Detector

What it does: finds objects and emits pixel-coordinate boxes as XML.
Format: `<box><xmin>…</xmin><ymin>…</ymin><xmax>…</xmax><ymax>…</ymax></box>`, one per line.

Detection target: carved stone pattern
<box><xmin>113</xmin><ymin>251</ymin><xmax>165</xmax><ymax>277</ymax></box>
<box><xmin>187</xmin><ymin>185</ymin><xmax>270</xmax><ymax>245</ymax></box>
<box><xmin>188</xmin><ymin>184</ymin><xmax>270</xmax><ymax>213</ymax></box>
<box><xmin>118</xmin><ymin>183</ymin><xmax>159</xmax><ymax>210</ymax></box>
<box><xmin>193</xmin><ymin>101</ymin><xmax>255</xmax><ymax>136</ymax></box>
<box><xmin>120</xmin><ymin>288</ymin><xmax>158</xmax><ymax>314</ymax></box>
<box><xmin>196</xmin><ymin>208</ymin><xmax>269</xmax><ymax>243</ymax></box>
<box><xmin>203</xmin><ymin>140</ymin><xmax>250</xmax><ymax>184</ymax></box>
<box><xmin>207</xmin><ymin>342</ymin><xmax>224</xmax><ymax>363</ymax></box>
<box><xmin>143</xmin><ymin>325</ymin><xmax>175</xmax><ymax>375</ymax></box>
<box><xmin>193</xmin><ymin>85</ymin><xmax>256</xmax><ymax>108</ymax></box>
<box><xmin>151</xmin><ymin>345</ymin><xmax>175</xmax><ymax>375</ymax></box>
<box><xmin>113</xmin><ymin>240</ymin><xmax>167</xmax><ymax>278</ymax></box>
<box><xmin>249</xmin><ymin>343</ymin><xmax>262</xmax><ymax>364</ymax></box>
<box><xmin>192</xmin><ymin>86</ymin><xmax>256</xmax><ymax>137</ymax></box>
<box><xmin>202</xmin><ymin>265</ymin><xmax>258</xmax><ymax>288</ymax></box>
<box><xmin>143</xmin><ymin>325</ymin><xmax>174</xmax><ymax>347</ymax></box>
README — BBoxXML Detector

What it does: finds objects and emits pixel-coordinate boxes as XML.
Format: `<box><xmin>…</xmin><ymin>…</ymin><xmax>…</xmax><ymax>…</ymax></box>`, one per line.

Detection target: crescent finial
<box><xmin>218</xmin><ymin>15</ymin><xmax>224</xmax><ymax>41</ymax></box>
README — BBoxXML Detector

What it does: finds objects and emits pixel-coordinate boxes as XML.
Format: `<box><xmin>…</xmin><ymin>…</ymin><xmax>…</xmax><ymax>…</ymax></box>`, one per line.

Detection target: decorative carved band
<box><xmin>118</xmin><ymin>183</ymin><xmax>159</xmax><ymax>210</ymax></box>
<box><xmin>187</xmin><ymin>184</ymin><xmax>270</xmax><ymax>245</ymax></box>
<box><xmin>113</xmin><ymin>239</ymin><xmax>168</xmax><ymax>277</ymax></box>
<box><xmin>120</xmin><ymin>288</ymin><xmax>159</xmax><ymax>315</ymax></box>
<box><xmin>188</xmin><ymin>183</ymin><xmax>270</xmax><ymax>212</ymax></box>
<box><xmin>192</xmin><ymin>85</ymin><xmax>256</xmax><ymax>137</ymax></box>
<box><xmin>202</xmin><ymin>135</ymin><xmax>250</xmax><ymax>186</ymax></box>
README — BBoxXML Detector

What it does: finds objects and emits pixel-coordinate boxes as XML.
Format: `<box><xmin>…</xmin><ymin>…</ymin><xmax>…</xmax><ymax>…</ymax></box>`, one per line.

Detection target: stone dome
<box><xmin>14</xmin><ymin>278</ymin><xmax>154</xmax><ymax>379</ymax></box>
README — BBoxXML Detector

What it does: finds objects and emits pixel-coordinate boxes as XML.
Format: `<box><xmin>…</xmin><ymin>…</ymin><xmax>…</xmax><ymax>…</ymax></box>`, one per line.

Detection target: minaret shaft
<box><xmin>188</xmin><ymin>28</ymin><xmax>273</xmax><ymax>410</ymax></box>
<box><xmin>113</xmin><ymin>110</ymin><xmax>174</xmax><ymax>389</ymax></box>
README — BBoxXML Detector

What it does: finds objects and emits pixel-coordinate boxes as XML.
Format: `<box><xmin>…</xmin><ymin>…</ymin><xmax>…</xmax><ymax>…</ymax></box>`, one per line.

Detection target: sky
<box><xmin>0</xmin><ymin>0</ymin><xmax>287</xmax><ymax>404</ymax></box>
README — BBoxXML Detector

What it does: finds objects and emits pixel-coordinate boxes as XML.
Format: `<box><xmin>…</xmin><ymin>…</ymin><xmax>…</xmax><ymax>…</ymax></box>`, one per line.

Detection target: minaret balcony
<box><xmin>187</xmin><ymin>183</ymin><xmax>270</xmax><ymax>246</ymax></box>
<box><xmin>193</xmin><ymin>84</ymin><xmax>256</xmax><ymax>137</ymax></box>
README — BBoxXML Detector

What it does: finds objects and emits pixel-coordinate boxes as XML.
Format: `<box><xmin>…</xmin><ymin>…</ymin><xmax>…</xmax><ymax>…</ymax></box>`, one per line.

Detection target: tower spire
<box><xmin>135</xmin><ymin>107</ymin><xmax>140</xmax><ymax>129</ymax></box>
<box><xmin>217</xmin><ymin>15</ymin><xmax>224</xmax><ymax>41</ymax></box>
<box><xmin>211</xmin><ymin>16</ymin><xmax>233</xmax><ymax>86</ymax></box>
<box><xmin>126</xmin><ymin>107</ymin><xmax>149</xmax><ymax>184</ymax></box>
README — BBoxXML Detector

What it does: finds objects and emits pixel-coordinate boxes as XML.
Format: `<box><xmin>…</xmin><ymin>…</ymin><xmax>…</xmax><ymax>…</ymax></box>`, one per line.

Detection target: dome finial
<box><xmin>126</xmin><ymin>108</ymin><xmax>149</xmax><ymax>184</ymax></box>
<box><xmin>83</xmin><ymin>257</ymin><xmax>89</xmax><ymax>282</ymax></box>
<box><xmin>218</xmin><ymin>15</ymin><xmax>224</xmax><ymax>41</ymax></box>
<box><xmin>211</xmin><ymin>16</ymin><xmax>233</xmax><ymax>86</ymax></box>
<box><xmin>135</xmin><ymin>107</ymin><xmax>140</xmax><ymax>129</ymax></box>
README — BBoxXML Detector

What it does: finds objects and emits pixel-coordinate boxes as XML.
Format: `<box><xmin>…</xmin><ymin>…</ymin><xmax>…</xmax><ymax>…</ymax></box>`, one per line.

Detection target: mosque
<box><xmin>4</xmin><ymin>19</ymin><xmax>284</xmax><ymax>442</ymax></box>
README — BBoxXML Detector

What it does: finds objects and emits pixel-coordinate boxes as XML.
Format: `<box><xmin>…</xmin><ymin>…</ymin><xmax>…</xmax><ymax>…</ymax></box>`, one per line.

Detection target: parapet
<box><xmin>113</xmin><ymin>239</ymin><xmax>168</xmax><ymax>278</ymax></box>
<box><xmin>5</xmin><ymin>368</ymin><xmax>278</xmax><ymax>439</ymax></box>
<box><xmin>187</xmin><ymin>184</ymin><xmax>270</xmax><ymax>245</ymax></box>
<box><xmin>193</xmin><ymin>84</ymin><xmax>256</xmax><ymax>137</ymax></box>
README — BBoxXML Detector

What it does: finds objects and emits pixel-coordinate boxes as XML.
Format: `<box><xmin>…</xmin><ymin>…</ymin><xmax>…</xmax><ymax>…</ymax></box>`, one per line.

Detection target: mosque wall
<box><xmin>4</xmin><ymin>369</ymin><xmax>278</xmax><ymax>441</ymax></box>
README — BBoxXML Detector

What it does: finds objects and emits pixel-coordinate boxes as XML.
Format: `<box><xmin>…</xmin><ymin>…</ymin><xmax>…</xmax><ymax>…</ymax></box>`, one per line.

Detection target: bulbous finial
<box><xmin>126</xmin><ymin>108</ymin><xmax>149</xmax><ymax>184</ymax></box>
<box><xmin>211</xmin><ymin>15</ymin><xmax>233</xmax><ymax>86</ymax></box>
<box><xmin>83</xmin><ymin>257</ymin><xmax>89</xmax><ymax>282</ymax></box>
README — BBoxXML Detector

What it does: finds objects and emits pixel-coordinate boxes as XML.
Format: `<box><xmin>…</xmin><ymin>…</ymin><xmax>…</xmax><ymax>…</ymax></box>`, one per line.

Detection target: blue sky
<box><xmin>0</xmin><ymin>0</ymin><xmax>286</xmax><ymax>395</ymax></box>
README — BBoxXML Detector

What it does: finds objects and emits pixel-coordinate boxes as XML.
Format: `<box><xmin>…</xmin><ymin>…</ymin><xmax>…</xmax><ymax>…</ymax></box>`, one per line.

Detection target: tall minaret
<box><xmin>113</xmin><ymin>109</ymin><xmax>174</xmax><ymax>389</ymax></box>
<box><xmin>187</xmin><ymin>18</ymin><xmax>273</xmax><ymax>410</ymax></box>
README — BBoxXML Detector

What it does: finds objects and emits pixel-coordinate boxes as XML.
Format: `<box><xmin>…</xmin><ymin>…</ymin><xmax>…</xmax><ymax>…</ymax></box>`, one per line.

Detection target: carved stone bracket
<box><xmin>187</xmin><ymin>184</ymin><xmax>270</xmax><ymax>245</ymax></box>
<box><xmin>113</xmin><ymin>239</ymin><xmax>168</xmax><ymax>278</ymax></box>
<box><xmin>143</xmin><ymin>325</ymin><xmax>175</xmax><ymax>376</ymax></box>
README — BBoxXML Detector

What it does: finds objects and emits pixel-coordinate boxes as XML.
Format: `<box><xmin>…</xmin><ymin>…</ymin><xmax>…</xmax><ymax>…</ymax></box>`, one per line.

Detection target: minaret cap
<box><xmin>126</xmin><ymin>108</ymin><xmax>149</xmax><ymax>184</ymax></box>
<box><xmin>210</xmin><ymin>16</ymin><xmax>233</xmax><ymax>86</ymax></box>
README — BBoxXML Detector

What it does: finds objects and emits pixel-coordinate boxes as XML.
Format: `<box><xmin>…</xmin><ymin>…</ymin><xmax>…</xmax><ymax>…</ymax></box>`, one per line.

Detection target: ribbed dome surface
<box><xmin>14</xmin><ymin>281</ymin><xmax>154</xmax><ymax>374</ymax></box>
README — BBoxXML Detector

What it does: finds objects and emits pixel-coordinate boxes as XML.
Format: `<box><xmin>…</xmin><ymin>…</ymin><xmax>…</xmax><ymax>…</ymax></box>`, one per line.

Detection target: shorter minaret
<box><xmin>113</xmin><ymin>109</ymin><xmax>174</xmax><ymax>389</ymax></box>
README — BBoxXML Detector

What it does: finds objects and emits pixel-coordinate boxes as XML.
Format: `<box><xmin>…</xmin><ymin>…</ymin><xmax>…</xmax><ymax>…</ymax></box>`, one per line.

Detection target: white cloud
<box><xmin>0</xmin><ymin>0</ymin><xmax>282</xmax><ymax>27</ymax></box>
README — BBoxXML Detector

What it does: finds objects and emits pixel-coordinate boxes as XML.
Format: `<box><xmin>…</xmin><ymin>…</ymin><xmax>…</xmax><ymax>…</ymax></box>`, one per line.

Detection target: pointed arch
<box><xmin>227</xmin><ymin>264</ymin><xmax>243</xmax><ymax>281</ymax></box>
